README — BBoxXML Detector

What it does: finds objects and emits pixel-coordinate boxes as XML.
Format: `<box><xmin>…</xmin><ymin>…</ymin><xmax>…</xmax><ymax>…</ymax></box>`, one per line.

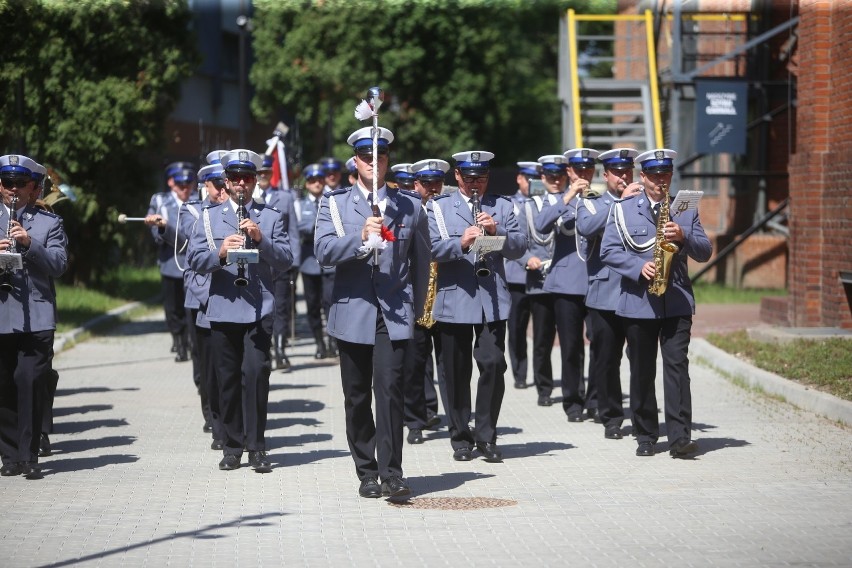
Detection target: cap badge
<box><xmin>471</xmin><ymin>152</ymin><xmax>480</xmax><ymax>161</ymax></box>
<box><xmin>239</xmin><ymin>151</ymin><xmax>248</xmax><ymax>161</ymax></box>
<box><xmin>429</xmin><ymin>161</ymin><xmax>436</xmax><ymax>170</ymax></box>
<box><xmin>619</xmin><ymin>149</ymin><xmax>629</xmax><ymax>158</ymax></box>
<box><xmin>655</xmin><ymin>150</ymin><xmax>664</xmax><ymax>160</ymax></box>
<box><xmin>9</xmin><ymin>156</ymin><xmax>18</xmax><ymax>165</ymax></box>
<box><xmin>582</xmin><ymin>150</ymin><xmax>589</xmax><ymax>158</ymax></box>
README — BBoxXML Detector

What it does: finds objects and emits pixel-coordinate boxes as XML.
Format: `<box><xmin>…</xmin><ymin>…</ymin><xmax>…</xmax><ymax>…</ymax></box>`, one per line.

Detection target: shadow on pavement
<box><xmin>95</xmin><ymin>320</ymin><xmax>167</xmax><ymax>337</ymax></box>
<box><xmin>42</xmin><ymin>453</ymin><xmax>140</xmax><ymax>475</ymax></box>
<box><xmin>266</xmin><ymin>416</ymin><xmax>322</xmax><ymax>431</ymax></box>
<box><xmin>53</xmin><ymin>404</ymin><xmax>113</xmax><ymax>418</ymax></box>
<box><xmin>288</xmin><ymin>360</ymin><xmax>340</xmax><ymax>372</ymax></box>
<box><xmin>266</xmin><ymin>433</ymin><xmax>332</xmax><ymax>448</ymax></box>
<box><xmin>35</xmin><ymin>512</ymin><xmax>287</xmax><ymax>568</ymax></box>
<box><xmin>55</xmin><ymin>386</ymin><xmax>139</xmax><ymax>397</ymax></box>
<box><xmin>409</xmin><ymin>471</ymin><xmax>496</xmax><ymax>495</ymax></box>
<box><xmin>267</xmin><ymin>399</ymin><xmax>324</xmax><ymax>414</ymax></box>
<box><xmin>499</xmin><ymin>441</ymin><xmax>575</xmax><ymax>459</ymax></box>
<box><xmin>693</xmin><ymin>437</ymin><xmax>750</xmax><ymax>456</ymax></box>
<box><xmin>55</xmin><ymin>356</ymin><xmax>174</xmax><ymax>373</ymax></box>
<box><xmin>271</xmin><ymin>448</ymin><xmax>350</xmax><ymax>468</ymax></box>
<box><xmin>53</xmin><ymin>418</ymin><xmax>129</xmax><ymax>434</ymax></box>
<box><xmin>268</xmin><ymin>383</ymin><xmax>323</xmax><ymax>391</ymax></box>
<box><xmin>50</xmin><ymin>435</ymin><xmax>137</xmax><ymax>455</ymax></box>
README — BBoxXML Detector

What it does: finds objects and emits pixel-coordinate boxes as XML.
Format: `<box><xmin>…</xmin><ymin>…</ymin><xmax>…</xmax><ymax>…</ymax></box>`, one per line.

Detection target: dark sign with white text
<box><xmin>695</xmin><ymin>81</ymin><xmax>748</xmax><ymax>155</ymax></box>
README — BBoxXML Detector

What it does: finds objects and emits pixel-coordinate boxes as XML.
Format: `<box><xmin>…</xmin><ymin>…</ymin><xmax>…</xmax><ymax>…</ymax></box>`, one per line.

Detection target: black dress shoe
<box><xmin>381</xmin><ymin>476</ymin><xmax>411</xmax><ymax>498</ymax></box>
<box><xmin>537</xmin><ymin>395</ymin><xmax>553</xmax><ymax>407</ymax></box>
<box><xmin>22</xmin><ymin>462</ymin><xmax>42</xmax><ymax>479</ymax></box>
<box><xmin>0</xmin><ymin>463</ymin><xmax>23</xmax><ymax>476</ymax></box>
<box><xmin>567</xmin><ymin>412</ymin><xmax>584</xmax><ymax>423</ymax></box>
<box><xmin>476</xmin><ymin>442</ymin><xmax>503</xmax><ymax>462</ymax></box>
<box><xmin>327</xmin><ymin>337</ymin><xmax>338</xmax><ymax>358</ymax></box>
<box><xmin>669</xmin><ymin>437</ymin><xmax>698</xmax><ymax>458</ymax></box>
<box><xmin>279</xmin><ymin>356</ymin><xmax>291</xmax><ymax>372</ymax></box>
<box><xmin>248</xmin><ymin>451</ymin><xmax>272</xmax><ymax>473</ymax></box>
<box><xmin>425</xmin><ymin>412</ymin><xmax>441</xmax><ymax>429</ymax></box>
<box><xmin>211</xmin><ymin>439</ymin><xmax>224</xmax><ymax>451</ymax></box>
<box><xmin>636</xmin><ymin>442</ymin><xmax>655</xmax><ymax>457</ymax></box>
<box><xmin>314</xmin><ymin>343</ymin><xmax>327</xmax><ymax>360</ymax></box>
<box><xmin>586</xmin><ymin>407</ymin><xmax>600</xmax><ymax>422</ymax></box>
<box><xmin>406</xmin><ymin>428</ymin><xmax>424</xmax><ymax>444</ymax></box>
<box><xmin>604</xmin><ymin>425</ymin><xmax>623</xmax><ymax>440</ymax></box>
<box><xmin>219</xmin><ymin>455</ymin><xmax>241</xmax><ymax>470</ymax></box>
<box><xmin>359</xmin><ymin>476</ymin><xmax>382</xmax><ymax>498</ymax></box>
<box><xmin>39</xmin><ymin>433</ymin><xmax>52</xmax><ymax>457</ymax></box>
<box><xmin>202</xmin><ymin>421</ymin><xmax>213</xmax><ymax>433</ymax></box>
<box><xmin>514</xmin><ymin>381</ymin><xmax>528</xmax><ymax>389</ymax></box>
<box><xmin>452</xmin><ymin>447</ymin><xmax>473</xmax><ymax>461</ymax></box>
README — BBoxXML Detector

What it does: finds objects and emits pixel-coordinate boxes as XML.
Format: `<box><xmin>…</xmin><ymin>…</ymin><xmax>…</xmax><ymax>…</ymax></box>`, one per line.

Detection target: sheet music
<box><xmin>671</xmin><ymin>190</ymin><xmax>704</xmax><ymax>215</ymax></box>
<box><xmin>470</xmin><ymin>235</ymin><xmax>506</xmax><ymax>254</ymax></box>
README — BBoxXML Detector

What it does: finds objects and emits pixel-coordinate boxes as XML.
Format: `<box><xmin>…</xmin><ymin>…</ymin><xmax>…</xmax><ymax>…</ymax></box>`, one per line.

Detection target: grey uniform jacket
<box><xmin>296</xmin><ymin>194</ymin><xmax>334</xmax><ymax>276</ymax></box>
<box><xmin>524</xmin><ymin>195</ymin><xmax>558</xmax><ymax>295</ymax></box>
<box><xmin>147</xmin><ymin>191</ymin><xmax>191</xmax><ymax>279</ymax></box>
<box><xmin>599</xmin><ymin>191</ymin><xmax>712</xmax><ymax>319</ymax></box>
<box><xmin>313</xmin><ymin>185</ymin><xmax>430</xmax><ymax>345</ymax></box>
<box><xmin>427</xmin><ymin>192</ymin><xmax>527</xmax><ymax>324</ymax></box>
<box><xmin>178</xmin><ymin>200</ymin><xmax>208</xmax><ymax>311</ymax></box>
<box><xmin>187</xmin><ymin>199</ymin><xmax>293</xmax><ymax>324</ymax></box>
<box><xmin>261</xmin><ymin>188</ymin><xmax>301</xmax><ymax>269</ymax></box>
<box><xmin>0</xmin><ymin>205</ymin><xmax>68</xmax><ymax>333</ymax></box>
<box><xmin>534</xmin><ymin>194</ymin><xmax>589</xmax><ymax>296</ymax></box>
<box><xmin>576</xmin><ymin>192</ymin><xmax>620</xmax><ymax>311</ymax></box>
<box><xmin>503</xmin><ymin>191</ymin><xmax>531</xmax><ymax>286</ymax></box>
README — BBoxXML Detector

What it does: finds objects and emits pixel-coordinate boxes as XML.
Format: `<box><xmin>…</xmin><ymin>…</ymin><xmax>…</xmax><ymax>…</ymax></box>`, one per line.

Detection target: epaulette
<box><xmin>620</xmin><ymin>192</ymin><xmax>639</xmax><ymax>202</ymax></box>
<box><xmin>432</xmin><ymin>193</ymin><xmax>450</xmax><ymax>200</ymax></box>
<box><xmin>329</xmin><ymin>187</ymin><xmax>351</xmax><ymax>196</ymax></box>
<box><xmin>34</xmin><ymin>208</ymin><xmax>60</xmax><ymax>219</ymax></box>
<box><xmin>185</xmin><ymin>199</ymin><xmax>202</xmax><ymax>205</ymax></box>
<box><xmin>496</xmin><ymin>195</ymin><xmax>513</xmax><ymax>202</ymax></box>
<box><xmin>399</xmin><ymin>189</ymin><xmax>421</xmax><ymax>200</ymax></box>
<box><xmin>202</xmin><ymin>201</ymin><xmax>224</xmax><ymax>210</ymax></box>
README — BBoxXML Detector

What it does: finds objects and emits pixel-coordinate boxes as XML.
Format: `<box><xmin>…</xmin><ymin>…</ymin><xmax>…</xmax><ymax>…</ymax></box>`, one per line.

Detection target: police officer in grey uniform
<box><xmin>391</xmin><ymin>163</ymin><xmax>416</xmax><ymax>191</ymax></box>
<box><xmin>534</xmin><ymin>148</ymin><xmax>600</xmax><ymax>422</ymax></box>
<box><xmin>256</xmin><ymin>154</ymin><xmax>301</xmax><ymax>370</ymax></box>
<box><xmin>427</xmin><ymin>150</ymin><xmax>527</xmax><ymax>463</ymax></box>
<box><xmin>320</xmin><ymin>156</ymin><xmax>344</xmax><ymax>193</ymax></box>
<box><xmin>576</xmin><ymin>148</ymin><xmax>644</xmax><ymax>439</ymax></box>
<box><xmin>0</xmin><ymin>154</ymin><xmax>68</xmax><ymax>478</ymax></box>
<box><xmin>345</xmin><ymin>157</ymin><xmax>357</xmax><ymax>188</ymax></box>
<box><xmin>145</xmin><ymin>162</ymin><xmax>198</xmax><ymax>362</ymax></box>
<box><xmin>297</xmin><ymin>163</ymin><xmax>336</xmax><ymax>359</ymax></box>
<box><xmin>505</xmin><ymin>162</ymin><xmax>536</xmax><ymax>390</ymax></box>
<box><xmin>314</xmin><ymin>127</ymin><xmax>430</xmax><ymax>499</ymax></box>
<box><xmin>187</xmin><ymin>149</ymin><xmax>293</xmax><ymax>473</ymax></box>
<box><xmin>180</xmin><ymin>163</ymin><xmax>230</xmax><ymax>448</ymax></box>
<box><xmin>600</xmin><ymin>149</ymin><xmax>712</xmax><ymax>458</ymax></box>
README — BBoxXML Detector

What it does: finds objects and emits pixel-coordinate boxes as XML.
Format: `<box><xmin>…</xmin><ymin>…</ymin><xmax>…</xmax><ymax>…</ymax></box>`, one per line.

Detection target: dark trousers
<box><xmin>272</xmin><ymin>269</ymin><xmax>294</xmax><ymax>339</ymax></box>
<box><xmin>439</xmin><ymin>320</ymin><xmax>507</xmax><ymax>450</ymax></box>
<box><xmin>403</xmin><ymin>323</ymin><xmax>443</xmax><ymax>429</ymax></box>
<box><xmin>424</xmin><ymin>332</ymin><xmax>444</xmax><ymax>417</ymax></box>
<box><xmin>302</xmin><ymin>272</ymin><xmax>334</xmax><ymax>335</ymax></box>
<box><xmin>209</xmin><ymin>318</ymin><xmax>272</xmax><ymax>456</ymax></box>
<box><xmin>40</xmin><ymin>342</ymin><xmax>58</xmax><ymax>435</ymax></box>
<box><xmin>187</xmin><ymin>308</ymin><xmax>211</xmax><ymax>426</ymax></box>
<box><xmin>506</xmin><ymin>283</ymin><xmax>531</xmax><ymax>386</ymax></box>
<box><xmin>624</xmin><ymin>315</ymin><xmax>693</xmax><ymax>445</ymax></box>
<box><xmin>588</xmin><ymin>308</ymin><xmax>626</xmax><ymax>427</ymax></box>
<box><xmin>0</xmin><ymin>330</ymin><xmax>52</xmax><ymax>464</ymax></box>
<box><xmin>195</xmin><ymin>320</ymin><xmax>224</xmax><ymax>442</ymax></box>
<box><xmin>553</xmin><ymin>293</ymin><xmax>588</xmax><ymax>416</ymax></box>
<box><xmin>529</xmin><ymin>293</ymin><xmax>556</xmax><ymax>397</ymax></box>
<box><xmin>161</xmin><ymin>276</ymin><xmax>187</xmax><ymax>336</ymax></box>
<box><xmin>337</xmin><ymin>312</ymin><xmax>407</xmax><ymax>481</ymax></box>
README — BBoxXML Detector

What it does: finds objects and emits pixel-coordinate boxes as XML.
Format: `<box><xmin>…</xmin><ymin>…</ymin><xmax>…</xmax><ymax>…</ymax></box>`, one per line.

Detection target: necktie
<box><xmin>652</xmin><ymin>202</ymin><xmax>660</xmax><ymax>220</ymax></box>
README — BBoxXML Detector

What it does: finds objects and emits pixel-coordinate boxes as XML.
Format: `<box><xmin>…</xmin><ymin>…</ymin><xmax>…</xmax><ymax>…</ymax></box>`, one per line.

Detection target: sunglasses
<box><xmin>210</xmin><ymin>179</ymin><xmax>226</xmax><ymax>189</ymax></box>
<box><xmin>226</xmin><ymin>173</ymin><xmax>257</xmax><ymax>184</ymax></box>
<box><xmin>461</xmin><ymin>175</ymin><xmax>488</xmax><ymax>184</ymax></box>
<box><xmin>544</xmin><ymin>172</ymin><xmax>567</xmax><ymax>179</ymax></box>
<box><xmin>0</xmin><ymin>177</ymin><xmax>31</xmax><ymax>189</ymax></box>
<box><xmin>306</xmin><ymin>176</ymin><xmax>324</xmax><ymax>183</ymax></box>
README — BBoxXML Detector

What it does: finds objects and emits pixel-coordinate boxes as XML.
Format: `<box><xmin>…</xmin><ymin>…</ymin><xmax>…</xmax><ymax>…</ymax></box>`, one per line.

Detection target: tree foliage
<box><xmin>251</xmin><ymin>0</ymin><xmax>615</xmax><ymax>169</ymax></box>
<box><xmin>0</xmin><ymin>0</ymin><xmax>198</xmax><ymax>284</ymax></box>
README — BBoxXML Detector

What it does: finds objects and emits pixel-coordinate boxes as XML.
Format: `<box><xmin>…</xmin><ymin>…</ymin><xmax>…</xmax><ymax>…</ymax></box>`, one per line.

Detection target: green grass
<box><xmin>693</xmin><ymin>282</ymin><xmax>786</xmax><ymax>304</ymax></box>
<box><xmin>56</xmin><ymin>266</ymin><xmax>161</xmax><ymax>333</ymax></box>
<box><xmin>706</xmin><ymin>330</ymin><xmax>852</xmax><ymax>401</ymax></box>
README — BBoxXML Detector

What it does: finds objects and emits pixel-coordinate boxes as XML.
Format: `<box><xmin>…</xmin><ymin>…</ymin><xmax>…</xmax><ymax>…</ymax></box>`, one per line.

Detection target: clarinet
<box><xmin>1</xmin><ymin>195</ymin><xmax>18</xmax><ymax>292</ymax></box>
<box><xmin>234</xmin><ymin>191</ymin><xmax>249</xmax><ymax>287</ymax></box>
<box><xmin>471</xmin><ymin>191</ymin><xmax>491</xmax><ymax>277</ymax></box>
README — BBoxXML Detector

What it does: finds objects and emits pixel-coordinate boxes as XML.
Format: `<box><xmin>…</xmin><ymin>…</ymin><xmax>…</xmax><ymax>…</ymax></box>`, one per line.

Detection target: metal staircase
<box><xmin>561</xmin><ymin>10</ymin><xmax>663</xmax><ymax>151</ymax></box>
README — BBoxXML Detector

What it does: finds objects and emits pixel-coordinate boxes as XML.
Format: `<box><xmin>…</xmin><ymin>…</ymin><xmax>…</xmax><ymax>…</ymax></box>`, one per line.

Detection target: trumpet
<box><xmin>117</xmin><ymin>214</ymin><xmax>147</xmax><ymax>223</ymax></box>
<box><xmin>470</xmin><ymin>190</ymin><xmax>490</xmax><ymax>277</ymax></box>
<box><xmin>233</xmin><ymin>191</ymin><xmax>249</xmax><ymax>287</ymax></box>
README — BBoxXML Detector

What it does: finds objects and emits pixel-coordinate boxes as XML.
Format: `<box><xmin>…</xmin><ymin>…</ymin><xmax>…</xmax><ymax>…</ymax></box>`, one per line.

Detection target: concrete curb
<box><xmin>53</xmin><ymin>301</ymin><xmax>144</xmax><ymax>353</ymax></box>
<box><xmin>690</xmin><ymin>337</ymin><xmax>852</xmax><ymax>427</ymax></box>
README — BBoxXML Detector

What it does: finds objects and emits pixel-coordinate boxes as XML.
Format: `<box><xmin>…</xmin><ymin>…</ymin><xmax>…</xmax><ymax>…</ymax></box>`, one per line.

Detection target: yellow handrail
<box><xmin>644</xmin><ymin>9</ymin><xmax>664</xmax><ymax>147</ymax></box>
<box><xmin>567</xmin><ymin>9</ymin><xmax>583</xmax><ymax>147</ymax></box>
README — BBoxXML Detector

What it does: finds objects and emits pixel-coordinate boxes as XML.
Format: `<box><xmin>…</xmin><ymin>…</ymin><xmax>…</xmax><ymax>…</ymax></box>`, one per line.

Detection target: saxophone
<box><xmin>647</xmin><ymin>184</ymin><xmax>679</xmax><ymax>296</ymax></box>
<box><xmin>416</xmin><ymin>261</ymin><xmax>438</xmax><ymax>328</ymax></box>
<box><xmin>1</xmin><ymin>195</ymin><xmax>19</xmax><ymax>292</ymax></box>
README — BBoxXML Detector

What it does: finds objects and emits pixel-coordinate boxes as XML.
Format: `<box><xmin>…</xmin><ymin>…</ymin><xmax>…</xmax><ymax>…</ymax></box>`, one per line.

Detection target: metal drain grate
<box><xmin>389</xmin><ymin>497</ymin><xmax>518</xmax><ymax>510</ymax></box>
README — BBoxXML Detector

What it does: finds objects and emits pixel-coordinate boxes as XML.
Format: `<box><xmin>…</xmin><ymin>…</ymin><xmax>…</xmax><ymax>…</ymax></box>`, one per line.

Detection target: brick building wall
<box><xmin>787</xmin><ymin>0</ymin><xmax>852</xmax><ymax>328</ymax></box>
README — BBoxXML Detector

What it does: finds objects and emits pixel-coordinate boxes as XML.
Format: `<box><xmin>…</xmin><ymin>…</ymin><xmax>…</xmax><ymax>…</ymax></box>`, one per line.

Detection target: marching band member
<box><xmin>534</xmin><ymin>148</ymin><xmax>599</xmax><ymax>423</ymax></box>
<box><xmin>0</xmin><ymin>155</ymin><xmax>68</xmax><ymax>479</ymax></box>
<box><xmin>427</xmin><ymin>150</ymin><xmax>526</xmax><ymax>463</ymax></box>
<box><xmin>187</xmin><ymin>149</ymin><xmax>293</xmax><ymax>473</ymax></box>
<box><xmin>576</xmin><ymin>148</ymin><xmax>643</xmax><ymax>439</ymax></box>
<box><xmin>600</xmin><ymin>149</ymin><xmax>711</xmax><ymax>458</ymax></box>
<box><xmin>314</xmin><ymin>126</ymin><xmax>430</xmax><ymax>498</ymax></box>
<box><xmin>505</xmin><ymin>162</ymin><xmax>537</xmax><ymax>390</ymax></box>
